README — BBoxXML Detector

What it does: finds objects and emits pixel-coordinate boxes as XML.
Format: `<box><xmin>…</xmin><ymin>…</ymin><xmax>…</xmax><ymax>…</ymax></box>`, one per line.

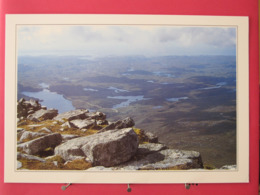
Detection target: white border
<box><xmin>4</xmin><ymin>14</ymin><xmax>249</xmax><ymax>183</ymax></box>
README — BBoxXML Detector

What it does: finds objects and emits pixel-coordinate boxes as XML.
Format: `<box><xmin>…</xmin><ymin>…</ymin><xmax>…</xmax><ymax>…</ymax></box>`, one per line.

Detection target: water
<box><xmin>166</xmin><ymin>97</ymin><xmax>188</xmax><ymax>102</ymax></box>
<box><xmin>153</xmin><ymin>71</ymin><xmax>175</xmax><ymax>78</ymax></box>
<box><xmin>200</xmin><ymin>82</ymin><xmax>227</xmax><ymax>90</ymax></box>
<box><xmin>22</xmin><ymin>89</ymin><xmax>75</xmax><ymax>113</ymax></box>
<box><xmin>107</xmin><ymin>95</ymin><xmax>150</xmax><ymax>109</ymax></box>
<box><xmin>108</xmin><ymin>86</ymin><xmax>129</xmax><ymax>93</ymax></box>
<box><xmin>39</xmin><ymin>83</ymin><xmax>49</xmax><ymax>89</ymax></box>
<box><xmin>83</xmin><ymin>88</ymin><xmax>98</xmax><ymax>92</ymax></box>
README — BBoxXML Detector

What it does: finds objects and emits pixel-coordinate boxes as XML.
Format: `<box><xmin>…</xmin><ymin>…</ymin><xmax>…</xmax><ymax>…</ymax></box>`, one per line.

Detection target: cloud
<box><xmin>17</xmin><ymin>25</ymin><xmax>236</xmax><ymax>56</ymax></box>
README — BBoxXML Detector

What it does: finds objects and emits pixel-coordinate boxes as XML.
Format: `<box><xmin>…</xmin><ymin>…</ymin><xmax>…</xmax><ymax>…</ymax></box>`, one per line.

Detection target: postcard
<box><xmin>5</xmin><ymin>14</ymin><xmax>249</xmax><ymax>183</ymax></box>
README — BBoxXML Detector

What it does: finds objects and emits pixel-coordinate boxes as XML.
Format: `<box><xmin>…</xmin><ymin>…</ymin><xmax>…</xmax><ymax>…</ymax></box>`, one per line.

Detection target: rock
<box><xmin>55</xmin><ymin>128</ymin><xmax>139</xmax><ymax>167</ymax></box>
<box><xmin>17</xmin><ymin>161</ymin><xmax>22</xmax><ymax>169</ymax></box>
<box><xmin>117</xmin><ymin>148</ymin><xmax>203</xmax><ymax>170</ymax></box>
<box><xmin>17</xmin><ymin>128</ymin><xmax>25</xmax><ymax>139</ymax></box>
<box><xmin>61</xmin><ymin>134</ymin><xmax>80</xmax><ymax>141</ymax></box>
<box><xmin>61</xmin><ymin>121</ymin><xmax>77</xmax><ymax>129</ymax></box>
<box><xmin>39</xmin><ymin>127</ymin><xmax>52</xmax><ymax>133</ymax></box>
<box><xmin>19</xmin><ymin>131</ymin><xmax>47</xmax><ymax>142</ymax></box>
<box><xmin>17</xmin><ymin>133</ymin><xmax>62</xmax><ymax>155</ymax></box>
<box><xmin>97</xmin><ymin>120</ymin><xmax>109</xmax><ymax>126</ymax></box>
<box><xmin>70</xmin><ymin>119</ymin><xmax>95</xmax><ymax>129</ymax></box>
<box><xmin>86</xmin><ymin>166</ymin><xmax>114</xmax><ymax>171</ymax></box>
<box><xmin>27</xmin><ymin>109</ymin><xmax>58</xmax><ymax>121</ymax></box>
<box><xmin>143</xmin><ymin>131</ymin><xmax>158</xmax><ymax>143</ymax></box>
<box><xmin>17</xmin><ymin>152</ymin><xmax>46</xmax><ymax>162</ymax></box>
<box><xmin>99</xmin><ymin>117</ymin><xmax>135</xmax><ymax>132</ymax></box>
<box><xmin>54</xmin><ymin>109</ymin><xmax>89</xmax><ymax>121</ymax></box>
<box><xmin>17</xmin><ymin>98</ymin><xmax>42</xmax><ymax>119</ymax></box>
<box><xmin>137</xmin><ymin>143</ymin><xmax>167</xmax><ymax>156</ymax></box>
<box><xmin>86</xmin><ymin>112</ymin><xmax>106</xmax><ymax>120</ymax></box>
<box><xmin>220</xmin><ymin>165</ymin><xmax>236</xmax><ymax>170</ymax></box>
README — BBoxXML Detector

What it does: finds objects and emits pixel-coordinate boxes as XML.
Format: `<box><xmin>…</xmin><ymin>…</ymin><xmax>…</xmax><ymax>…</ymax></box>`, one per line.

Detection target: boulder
<box><xmin>116</xmin><ymin>146</ymin><xmax>203</xmax><ymax>170</ymax></box>
<box><xmin>17</xmin><ymin>133</ymin><xmax>62</xmax><ymax>155</ymax></box>
<box><xmin>137</xmin><ymin>143</ymin><xmax>167</xmax><ymax>156</ymax></box>
<box><xmin>143</xmin><ymin>131</ymin><xmax>158</xmax><ymax>143</ymax></box>
<box><xmin>96</xmin><ymin>120</ymin><xmax>109</xmax><ymax>126</ymax></box>
<box><xmin>54</xmin><ymin>109</ymin><xmax>89</xmax><ymax>121</ymax></box>
<box><xmin>86</xmin><ymin>112</ymin><xmax>106</xmax><ymax>120</ymax></box>
<box><xmin>17</xmin><ymin>152</ymin><xmax>46</xmax><ymax>162</ymax></box>
<box><xmin>27</xmin><ymin>109</ymin><xmax>58</xmax><ymax>121</ymax></box>
<box><xmin>61</xmin><ymin>121</ymin><xmax>77</xmax><ymax>129</ymax></box>
<box><xmin>70</xmin><ymin>119</ymin><xmax>95</xmax><ymax>129</ymax></box>
<box><xmin>99</xmin><ymin>117</ymin><xmax>135</xmax><ymax>132</ymax></box>
<box><xmin>19</xmin><ymin>131</ymin><xmax>47</xmax><ymax>142</ymax></box>
<box><xmin>61</xmin><ymin>134</ymin><xmax>80</xmax><ymax>141</ymax></box>
<box><xmin>17</xmin><ymin>98</ymin><xmax>42</xmax><ymax>119</ymax></box>
<box><xmin>55</xmin><ymin>128</ymin><xmax>139</xmax><ymax>167</ymax></box>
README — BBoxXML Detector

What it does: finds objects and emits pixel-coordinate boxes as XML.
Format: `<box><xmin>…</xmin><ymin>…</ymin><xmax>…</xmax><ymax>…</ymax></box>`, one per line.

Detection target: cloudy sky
<box><xmin>17</xmin><ymin>25</ymin><xmax>236</xmax><ymax>57</ymax></box>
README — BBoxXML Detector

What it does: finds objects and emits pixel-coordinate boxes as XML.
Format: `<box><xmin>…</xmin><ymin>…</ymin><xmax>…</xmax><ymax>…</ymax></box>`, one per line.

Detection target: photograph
<box><xmin>4</xmin><ymin>14</ymin><xmax>249</xmax><ymax>183</ymax></box>
<box><xmin>16</xmin><ymin>24</ymin><xmax>237</xmax><ymax>171</ymax></box>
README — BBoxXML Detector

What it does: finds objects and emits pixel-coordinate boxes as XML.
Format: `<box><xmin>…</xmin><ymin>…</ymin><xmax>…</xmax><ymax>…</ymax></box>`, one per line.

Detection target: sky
<box><xmin>17</xmin><ymin>25</ymin><xmax>236</xmax><ymax>57</ymax></box>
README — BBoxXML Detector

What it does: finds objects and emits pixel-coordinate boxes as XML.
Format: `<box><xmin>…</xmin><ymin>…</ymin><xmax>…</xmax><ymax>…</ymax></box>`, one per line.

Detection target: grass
<box><xmin>18</xmin><ymin>156</ymin><xmax>92</xmax><ymax>170</ymax></box>
<box><xmin>63</xmin><ymin>159</ymin><xmax>92</xmax><ymax>170</ymax></box>
<box><xmin>17</xmin><ymin>119</ymin><xmax>102</xmax><ymax>137</ymax></box>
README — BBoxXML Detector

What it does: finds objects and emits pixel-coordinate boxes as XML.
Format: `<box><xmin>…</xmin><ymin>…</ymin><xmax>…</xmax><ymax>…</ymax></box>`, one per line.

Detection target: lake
<box><xmin>22</xmin><ymin>89</ymin><xmax>75</xmax><ymax>114</ymax></box>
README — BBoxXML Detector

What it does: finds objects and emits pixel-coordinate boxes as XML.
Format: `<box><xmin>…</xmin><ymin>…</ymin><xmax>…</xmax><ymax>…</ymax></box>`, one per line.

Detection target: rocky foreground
<box><xmin>17</xmin><ymin>98</ymin><xmax>207</xmax><ymax>171</ymax></box>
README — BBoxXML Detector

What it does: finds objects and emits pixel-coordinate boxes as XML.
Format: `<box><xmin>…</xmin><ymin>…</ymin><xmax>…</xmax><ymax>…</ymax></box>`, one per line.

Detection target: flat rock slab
<box><xmin>18</xmin><ymin>133</ymin><xmax>62</xmax><ymax>155</ymax></box>
<box><xmin>137</xmin><ymin>143</ymin><xmax>167</xmax><ymax>156</ymax></box>
<box><xmin>17</xmin><ymin>152</ymin><xmax>46</xmax><ymax>162</ymax></box>
<box><xmin>70</xmin><ymin>119</ymin><xmax>95</xmax><ymax>129</ymax></box>
<box><xmin>55</xmin><ymin>128</ymin><xmax>139</xmax><ymax>167</ymax></box>
<box><xmin>61</xmin><ymin>134</ymin><xmax>80</xmax><ymax>141</ymax></box>
<box><xmin>99</xmin><ymin>117</ymin><xmax>135</xmax><ymax>132</ymax></box>
<box><xmin>116</xmin><ymin>148</ymin><xmax>203</xmax><ymax>170</ymax></box>
<box><xmin>19</xmin><ymin>131</ymin><xmax>47</xmax><ymax>142</ymax></box>
<box><xmin>27</xmin><ymin>109</ymin><xmax>58</xmax><ymax>121</ymax></box>
<box><xmin>54</xmin><ymin>109</ymin><xmax>89</xmax><ymax>121</ymax></box>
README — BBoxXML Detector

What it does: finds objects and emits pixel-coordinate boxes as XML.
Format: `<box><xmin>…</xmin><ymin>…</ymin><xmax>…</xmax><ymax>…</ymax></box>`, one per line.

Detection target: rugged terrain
<box><xmin>17</xmin><ymin>98</ymin><xmax>208</xmax><ymax>171</ymax></box>
<box><xmin>17</xmin><ymin>55</ymin><xmax>237</xmax><ymax>168</ymax></box>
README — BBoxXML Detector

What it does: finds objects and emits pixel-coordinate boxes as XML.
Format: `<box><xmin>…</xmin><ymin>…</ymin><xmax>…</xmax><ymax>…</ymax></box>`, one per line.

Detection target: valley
<box><xmin>17</xmin><ymin>55</ymin><xmax>236</xmax><ymax>168</ymax></box>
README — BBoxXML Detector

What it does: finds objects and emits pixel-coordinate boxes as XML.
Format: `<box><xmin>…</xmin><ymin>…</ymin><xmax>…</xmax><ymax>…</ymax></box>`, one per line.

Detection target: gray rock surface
<box><xmin>19</xmin><ymin>131</ymin><xmax>47</xmax><ymax>142</ymax></box>
<box><xmin>220</xmin><ymin>165</ymin><xmax>237</xmax><ymax>170</ymax></box>
<box><xmin>55</xmin><ymin>128</ymin><xmax>139</xmax><ymax>167</ymax></box>
<box><xmin>17</xmin><ymin>152</ymin><xmax>46</xmax><ymax>162</ymax></box>
<box><xmin>70</xmin><ymin>119</ymin><xmax>95</xmax><ymax>129</ymax></box>
<box><xmin>17</xmin><ymin>98</ymin><xmax>42</xmax><ymax>119</ymax></box>
<box><xmin>143</xmin><ymin>131</ymin><xmax>158</xmax><ymax>143</ymax></box>
<box><xmin>54</xmin><ymin>109</ymin><xmax>89</xmax><ymax>121</ymax></box>
<box><xmin>137</xmin><ymin>143</ymin><xmax>167</xmax><ymax>155</ymax></box>
<box><xmin>18</xmin><ymin>133</ymin><xmax>62</xmax><ymax>155</ymax></box>
<box><xmin>61</xmin><ymin>121</ymin><xmax>77</xmax><ymax>129</ymax></box>
<box><xmin>99</xmin><ymin>117</ymin><xmax>135</xmax><ymax>132</ymax></box>
<box><xmin>17</xmin><ymin>161</ymin><xmax>22</xmax><ymax>169</ymax></box>
<box><xmin>86</xmin><ymin>112</ymin><xmax>106</xmax><ymax>120</ymax></box>
<box><xmin>27</xmin><ymin>109</ymin><xmax>58</xmax><ymax>121</ymax></box>
<box><xmin>116</xmin><ymin>147</ymin><xmax>203</xmax><ymax>170</ymax></box>
<box><xmin>61</xmin><ymin>134</ymin><xmax>80</xmax><ymax>141</ymax></box>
